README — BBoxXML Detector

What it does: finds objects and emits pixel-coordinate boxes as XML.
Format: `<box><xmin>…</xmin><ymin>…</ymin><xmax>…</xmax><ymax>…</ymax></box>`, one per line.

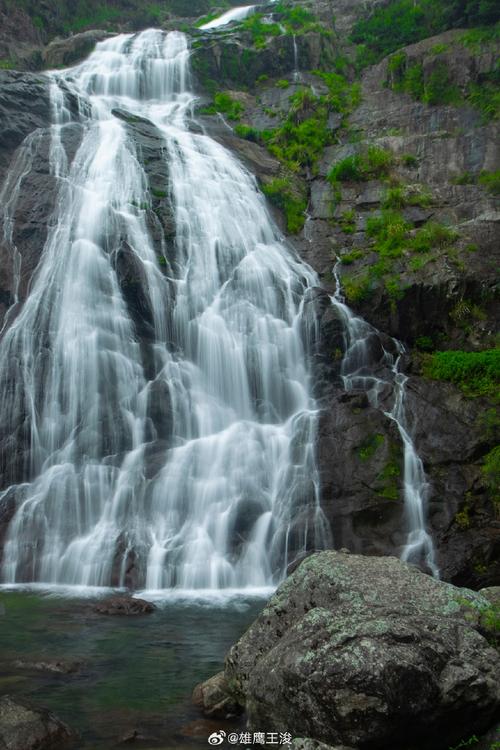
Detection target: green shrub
<box><xmin>262</xmin><ymin>177</ymin><xmax>307</xmax><ymax>233</ymax></box>
<box><xmin>351</xmin><ymin>0</ymin><xmax>500</xmax><ymax>66</ymax></box>
<box><xmin>340</xmin><ymin>249</ymin><xmax>364</xmax><ymax>264</ymax></box>
<box><xmin>423</xmin><ymin>63</ymin><xmax>462</xmax><ymax>105</ymax></box>
<box><xmin>411</xmin><ymin>222</ymin><xmax>458</xmax><ymax>252</ymax></box>
<box><xmin>200</xmin><ymin>92</ymin><xmax>244</xmax><ymax>121</ymax></box>
<box><xmin>402</xmin><ymin>154</ymin><xmax>419</xmax><ymax>168</ymax></box>
<box><xmin>423</xmin><ymin>348</ymin><xmax>500</xmax><ymax>396</ymax></box>
<box><xmin>240</xmin><ymin>13</ymin><xmax>282</xmax><ymax>47</ymax></box>
<box><xmin>382</xmin><ymin>185</ymin><xmax>432</xmax><ymax>209</ymax></box>
<box><xmin>479</xmin><ymin>170</ymin><xmax>500</xmax><ymax>194</ymax></box>
<box><xmin>328</xmin><ymin>146</ymin><xmax>393</xmax><ymax>183</ymax></box>
<box><xmin>366</xmin><ymin>209</ymin><xmax>411</xmax><ymax>257</ymax></box>
<box><xmin>415</xmin><ymin>335</ymin><xmax>435</xmax><ymax>351</ymax></box>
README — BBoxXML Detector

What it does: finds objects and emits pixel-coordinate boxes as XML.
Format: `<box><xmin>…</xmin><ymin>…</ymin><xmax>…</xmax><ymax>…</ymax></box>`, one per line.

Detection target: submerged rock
<box><xmin>0</xmin><ymin>695</ymin><xmax>75</xmax><ymax>750</ymax></box>
<box><xmin>92</xmin><ymin>596</ymin><xmax>156</xmax><ymax>616</ymax></box>
<box><xmin>192</xmin><ymin>671</ymin><xmax>243</xmax><ymax>719</ymax></box>
<box><xmin>224</xmin><ymin>551</ymin><xmax>500</xmax><ymax>750</ymax></box>
<box><xmin>13</xmin><ymin>659</ymin><xmax>82</xmax><ymax>675</ymax></box>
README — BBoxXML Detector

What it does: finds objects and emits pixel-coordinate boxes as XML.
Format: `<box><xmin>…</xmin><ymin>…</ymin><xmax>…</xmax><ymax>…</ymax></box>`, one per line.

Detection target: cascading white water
<box><xmin>199</xmin><ymin>5</ymin><xmax>256</xmax><ymax>30</ymax></box>
<box><xmin>0</xmin><ymin>30</ymin><xmax>331</xmax><ymax>590</ymax></box>
<box><xmin>331</xmin><ymin>263</ymin><xmax>438</xmax><ymax>577</ymax></box>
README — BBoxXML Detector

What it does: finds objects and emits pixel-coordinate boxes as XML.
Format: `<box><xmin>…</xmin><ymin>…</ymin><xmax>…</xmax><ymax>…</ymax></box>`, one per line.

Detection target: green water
<box><xmin>0</xmin><ymin>589</ymin><xmax>266</xmax><ymax>748</ymax></box>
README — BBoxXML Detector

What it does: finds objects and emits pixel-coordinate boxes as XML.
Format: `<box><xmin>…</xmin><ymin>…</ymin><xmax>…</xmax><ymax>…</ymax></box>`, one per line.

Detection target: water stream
<box><xmin>0</xmin><ymin>30</ymin><xmax>331</xmax><ymax>589</ymax></box>
<box><xmin>331</xmin><ymin>263</ymin><xmax>438</xmax><ymax>577</ymax></box>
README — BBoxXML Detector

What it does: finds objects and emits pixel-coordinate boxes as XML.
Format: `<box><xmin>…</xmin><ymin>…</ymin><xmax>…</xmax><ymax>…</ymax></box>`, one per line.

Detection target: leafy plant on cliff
<box><xmin>328</xmin><ymin>146</ymin><xmax>393</xmax><ymax>184</ymax></box>
<box><xmin>200</xmin><ymin>92</ymin><xmax>244</xmax><ymax>120</ymax></box>
<box><xmin>422</xmin><ymin>349</ymin><xmax>500</xmax><ymax>396</ymax></box>
<box><xmin>261</xmin><ymin>176</ymin><xmax>307</xmax><ymax>233</ymax></box>
<box><xmin>240</xmin><ymin>13</ymin><xmax>282</xmax><ymax>48</ymax></box>
<box><xmin>351</xmin><ymin>0</ymin><xmax>500</xmax><ymax>66</ymax></box>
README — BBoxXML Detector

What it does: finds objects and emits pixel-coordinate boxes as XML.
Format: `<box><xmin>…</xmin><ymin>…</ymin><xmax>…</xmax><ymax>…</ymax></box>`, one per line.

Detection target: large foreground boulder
<box><xmin>224</xmin><ymin>551</ymin><xmax>500</xmax><ymax>750</ymax></box>
<box><xmin>0</xmin><ymin>695</ymin><xmax>74</xmax><ymax>749</ymax></box>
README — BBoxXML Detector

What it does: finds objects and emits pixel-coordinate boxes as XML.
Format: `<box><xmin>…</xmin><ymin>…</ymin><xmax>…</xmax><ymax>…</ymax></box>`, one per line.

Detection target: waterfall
<box><xmin>199</xmin><ymin>5</ymin><xmax>256</xmax><ymax>30</ymax></box>
<box><xmin>292</xmin><ymin>35</ymin><xmax>300</xmax><ymax>83</ymax></box>
<box><xmin>0</xmin><ymin>30</ymin><xmax>331</xmax><ymax>590</ymax></box>
<box><xmin>331</xmin><ymin>263</ymin><xmax>438</xmax><ymax>577</ymax></box>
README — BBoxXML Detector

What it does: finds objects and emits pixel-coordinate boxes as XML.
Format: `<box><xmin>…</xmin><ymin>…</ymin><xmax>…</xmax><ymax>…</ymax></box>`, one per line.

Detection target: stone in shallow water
<box><xmin>0</xmin><ymin>695</ymin><xmax>75</xmax><ymax>750</ymax></box>
<box><xmin>92</xmin><ymin>596</ymin><xmax>156</xmax><ymax>616</ymax></box>
<box><xmin>192</xmin><ymin>671</ymin><xmax>244</xmax><ymax>719</ymax></box>
<box><xmin>13</xmin><ymin>659</ymin><xmax>82</xmax><ymax>675</ymax></box>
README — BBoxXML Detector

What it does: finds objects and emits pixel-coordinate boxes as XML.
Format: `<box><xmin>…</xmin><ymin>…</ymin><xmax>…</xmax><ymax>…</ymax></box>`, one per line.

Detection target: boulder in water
<box><xmin>224</xmin><ymin>551</ymin><xmax>500</xmax><ymax>750</ymax></box>
<box><xmin>92</xmin><ymin>596</ymin><xmax>156</xmax><ymax>616</ymax></box>
<box><xmin>0</xmin><ymin>695</ymin><xmax>75</xmax><ymax>750</ymax></box>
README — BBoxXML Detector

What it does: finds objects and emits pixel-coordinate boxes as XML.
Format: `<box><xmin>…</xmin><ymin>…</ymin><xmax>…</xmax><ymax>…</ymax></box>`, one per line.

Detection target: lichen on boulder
<box><xmin>224</xmin><ymin>550</ymin><xmax>500</xmax><ymax>750</ymax></box>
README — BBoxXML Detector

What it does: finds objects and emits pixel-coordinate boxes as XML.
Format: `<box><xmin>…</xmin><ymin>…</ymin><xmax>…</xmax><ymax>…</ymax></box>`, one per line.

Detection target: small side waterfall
<box><xmin>0</xmin><ymin>30</ymin><xmax>331</xmax><ymax>590</ymax></box>
<box><xmin>331</xmin><ymin>264</ymin><xmax>438</xmax><ymax>577</ymax></box>
<box><xmin>292</xmin><ymin>35</ymin><xmax>301</xmax><ymax>83</ymax></box>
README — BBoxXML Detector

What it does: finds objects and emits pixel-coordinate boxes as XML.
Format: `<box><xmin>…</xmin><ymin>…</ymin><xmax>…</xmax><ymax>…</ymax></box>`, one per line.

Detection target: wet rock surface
<box><xmin>192</xmin><ymin>671</ymin><xmax>244</xmax><ymax>719</ymax></box>
<box><xmin>42</xmin><ymin>30</ymin><xmax>112</xmax><ymax>68</ymax></box>
<box><xmin>0</xmin><ymin>695</ymin><xmax>75</xmax><ymax>750</ymax></box>
<box><xmin>224</xmin><ymin>551</ymin><xmax>500</xmax><ymax>750</ymax></box>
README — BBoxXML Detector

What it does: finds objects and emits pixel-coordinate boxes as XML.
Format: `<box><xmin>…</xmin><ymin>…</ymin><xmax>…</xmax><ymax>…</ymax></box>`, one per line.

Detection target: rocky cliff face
<box><xmin>188</xmin><ymin>0</ymin><xmax>499</xmax><ymax>588</ymax></box>
<box><xmin>0</xmin><ymin>0</ymin><xmax>498</xmax><ymax>588</ymax></box>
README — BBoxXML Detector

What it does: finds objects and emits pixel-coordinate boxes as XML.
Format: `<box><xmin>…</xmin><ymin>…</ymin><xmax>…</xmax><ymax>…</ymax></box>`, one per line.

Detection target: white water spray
<box><xmin>0</xmin><ymin>30</ymin><xmax>331</xmax><ymax>589</ymax></box>
<box><xmin>331</xmin><ymin>263</ymin><xmax>438</xmax><ymax>577</ymax></box>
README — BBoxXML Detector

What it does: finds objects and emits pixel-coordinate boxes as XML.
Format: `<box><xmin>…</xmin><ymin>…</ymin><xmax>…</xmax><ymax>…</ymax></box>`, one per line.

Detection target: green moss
<box><xmin>276</xmin><ymin>79</ymin><xmax>290</xmax><ymax>89</ymax></box>
<box><xmin>376</xmin><ymin>442</ymin><xmax>402</xmax><ymax>500</ymax></box>
<box><xmin>358</xmin><ymin>433</ymin><xmax>385</xmax><ymax>461</ymax></box>
<box><xmin>423</xmin><ymin>348</ymin><xmax>500</xmax><ymax>396</ymax></box>
<box><xmin>483</xmin><ymin>445</ymin><xmax>500</xmax><ymax>506</ymax></box>
<box><xmin>151</xmin><ymin>188</ymin><xmax>167</xmax><ymax>199</ymax></box>
<box><xmin>0</xmin><ymin>58</ymin><xmax>15</xmax><ymax>70</ymax></box>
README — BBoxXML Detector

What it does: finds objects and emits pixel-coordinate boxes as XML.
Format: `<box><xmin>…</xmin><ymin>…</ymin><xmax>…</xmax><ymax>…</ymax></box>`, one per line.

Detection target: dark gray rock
<box><xmin>224</xmin><ymin>551</ymin><xmax>500</xmax><ymax>750</ymax></box>
<box><xmin>192</xmin><ymin>671</ymin><xmax>243</xmax><ymax>719</ymax></box>
<box><xmin>0</xmin><ymin>695</ymin><xmax>75</xmax><ymax>750</ymax></box>
<box><xmin>13</xmin><ymin>660</ymin><xmax>82</xmax><ymax>675</ymax></box>
<box><xmin>42</xmin><ymin>30</ymin><xmax>111</xmax><ymax>68</ymax></box>
<box><xmin>93</xmin><ymin>596</ymin><xmax>156</xmax><ymax>615</ymax></box>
